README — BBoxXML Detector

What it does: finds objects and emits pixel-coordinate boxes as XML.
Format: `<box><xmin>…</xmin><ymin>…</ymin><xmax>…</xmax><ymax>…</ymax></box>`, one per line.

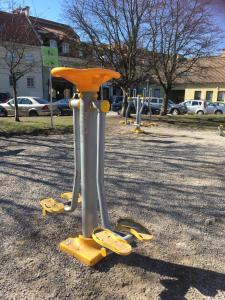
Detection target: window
<box><xmin>159</xmin><ymin>99</ymin><xmax>163</xmax><ymax>104</ymax></box>
<box><xmin>78</xmin><ymin>50</ymin><xmax>83</xmax><ymax>58</ymax></box>
<box><xmin>150</xmin><ymin>99</ymin><xmax>158</xmax><ymax>103</ymax></box>
<box><xmin>217</xmin><ymin>91</ymin><xmax>225</xmax><ymax>102</ymax></box>
<box><xmin>25</xmin><ymin>53</ymin><xmax>33</xmax><ymax>62</ymax></box>
<box><xmin>27</xmin><ymin>77</ymin><xmax>34</xmax><ymax>88</ymax></box>
<box><xmin>185</xmin><ymin>101</ymin><xmax>191</xmax><ymax>106</ymax></box>
<box><xmin>192</xmin><ymin>101</ymin><xmax>200</xmax><ymax>106</ymax></box>
<box><xmin>206</xmin><ymin>91</ymin><xmax>213</xmax><ymax>101</ymax></box>
<box><xmin>50</xmin><ymin>39</ymin><xmax>57</xmax><ymax>48</ymax></box>
<box><xmin>194</xmin><ymin>91</ymin><xmax>201</xmax><ymax>100</ymax></box>
<box><xmin>62</xmin><ymin>42</ymin><xmax>69</xmax><ymax>54</ymax></box>
<box><xmin>34</xmin><ymin>98</ymin><xmax>48</xmax><ymax>104</ymax></box>
<box><xmin>19</xmin><ymin>98</ymin><xmax>32</xmax><ymax>104</ymax></box>
<box><xmin>8</xmin><ymin>99</ymin><xmax>15</xmax><ymax>105</ymax></box>
<box><xmin>0</xmin><ymin>24</ymin><xmax>4</xmax><ymax>32</ymax></box>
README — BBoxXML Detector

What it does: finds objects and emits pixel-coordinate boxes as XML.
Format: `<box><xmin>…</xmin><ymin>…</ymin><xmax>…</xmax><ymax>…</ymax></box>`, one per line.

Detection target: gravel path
<box><xmin>1</xmin><ymin>115</ymin><xmax>225</xmax><ymax>300</ymax></box>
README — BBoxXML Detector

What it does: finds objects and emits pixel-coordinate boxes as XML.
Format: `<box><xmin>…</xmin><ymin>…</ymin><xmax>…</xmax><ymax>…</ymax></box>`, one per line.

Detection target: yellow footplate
<box><xmin>59</xmin><ymin>235</ymin><xmax>106</xmax><ymax>266</ymax></box>
<box><xmin>61</xmin><ymin>192</ymin><xmax>82</xmax><ymax>203</ymax></box>
<box><xmin>40</xmin><ymin>198</ymin><xmax>64</xmax><ymax>216</ymax></box>
<box><xmin>116</xmin><ymin>218</ymin><xmax>153</xmax><ymax>241</ymax></box>
<box><xmin>92</xmin><ymin>228</ymin><xmax>132</xmax><ymax>256</ymax></box>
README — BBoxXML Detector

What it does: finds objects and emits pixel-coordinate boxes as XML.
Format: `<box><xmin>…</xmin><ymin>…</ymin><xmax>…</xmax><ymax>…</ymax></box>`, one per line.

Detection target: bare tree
<box><xmin>145</xmin><ymin>0</ymin><xmax>220</xmax><ymax>115</ymax></box>
<box><xmin>0</xmin><ymin>10</ymin><xmax>36</xmax><ymax>121</ymax></box>
<box><xmin>64</xmin><ymin>0</ymin><xmax>150</xmax><ymax>115</ymax></box>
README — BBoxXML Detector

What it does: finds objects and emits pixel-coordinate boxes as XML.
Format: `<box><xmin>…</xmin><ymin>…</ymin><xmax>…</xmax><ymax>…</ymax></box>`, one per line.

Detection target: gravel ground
<box><xmin>1</xmin><ymin>114</ymin><xmax>225</xmax><ymax>300</ymax></box>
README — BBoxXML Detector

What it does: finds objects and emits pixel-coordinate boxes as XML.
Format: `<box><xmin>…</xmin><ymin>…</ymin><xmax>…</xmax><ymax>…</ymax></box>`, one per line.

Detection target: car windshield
<box><xmin>168</xmin><ymin>100</ymin><xmax>175</xmax><ymax>105</ymax></box>
<box><xmin>34</xmin><ymin>98</ymin><xmax>49</xmax><ymax>104</ymax></box>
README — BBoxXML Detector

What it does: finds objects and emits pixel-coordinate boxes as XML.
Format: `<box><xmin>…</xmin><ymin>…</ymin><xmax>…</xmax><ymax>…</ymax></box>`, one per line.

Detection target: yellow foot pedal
<box><xmin>132</xmin><ymin>127</ymin><xmax>145</xmax><ymax>134</ymax></box>
<box><xmin>61</xmin><ymin>192</ymin><xmax>82</xmax><ymax>203</ymax></box>
<box><xmin>59</xmin><ymin>235</ymin><xmax>106</xmax><ymax>266</ymax></box>
<box><xmin>116</xmin><ymin>218</ymin><xmax>153</xmax><ymax>241</ymax></box>
<box><xmin>92</xmin><ymin>228</ymin><xmax>132</xmax><ymax>256</ymax></box>
<box><xmin>40</xmin><ymin>198</ymin><xmax>64</xmax><ymax>216</ymax></box>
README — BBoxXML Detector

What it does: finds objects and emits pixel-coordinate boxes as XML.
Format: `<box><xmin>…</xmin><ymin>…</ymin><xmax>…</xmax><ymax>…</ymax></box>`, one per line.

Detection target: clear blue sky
<box><xmin>24</xmin><ymin>0</ymin><xmax>63</xmax><ymax>23</ymax></box>
<box><xmin>23</xmin><ymin>0</ymin><xmax>225</xmax><ymax>29</ymax></box>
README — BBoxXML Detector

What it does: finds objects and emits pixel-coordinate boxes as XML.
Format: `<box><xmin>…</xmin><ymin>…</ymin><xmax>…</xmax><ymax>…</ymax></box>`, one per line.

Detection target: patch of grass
<box><xmin>144</xmin><ymin>114</ymin><xmax>225</xmax><ymax>129</ymax></box>
<box><xmin>0</xmin><ymin>116</ymin><xmax>73</xmax><ymax>136</ymax></box>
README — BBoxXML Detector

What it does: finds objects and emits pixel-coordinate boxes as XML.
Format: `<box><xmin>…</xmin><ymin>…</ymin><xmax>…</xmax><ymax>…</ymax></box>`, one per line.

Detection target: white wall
<box><xmin>0</xmin><ymin>44</ymin><xmax>43</xmax><ymax>97</ymax></box>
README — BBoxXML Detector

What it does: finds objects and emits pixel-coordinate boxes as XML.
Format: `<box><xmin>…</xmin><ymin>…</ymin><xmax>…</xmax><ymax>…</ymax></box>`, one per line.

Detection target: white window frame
<box><xmin>62</xmin><ymin>42</ymin><xmax>69</xmax><ymax>54</ymax></box>
<box><xmin>25</xmin><ymin>53</ymin><xmax>34</xmax><ymax>62</ymax></box>
<box><xmin>27</xmin><ymin>77</ymin><xmax>35</xmax><ymax>88</ymax></box>
<box><xmin>50</xmin><ymin>39</ymin><xmax>57</xmax><ymax>48</ymax></box>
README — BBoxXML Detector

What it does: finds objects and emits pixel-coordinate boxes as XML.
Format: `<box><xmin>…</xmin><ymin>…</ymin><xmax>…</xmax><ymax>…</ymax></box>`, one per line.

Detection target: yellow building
<box><xmin>150</xmin><ymin>54</ymin><xmax>225</xmax><ymax>103</ymax></box>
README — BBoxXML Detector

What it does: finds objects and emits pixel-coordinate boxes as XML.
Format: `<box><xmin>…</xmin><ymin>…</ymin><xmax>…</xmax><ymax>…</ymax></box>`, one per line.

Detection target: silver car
<box><xmin>1</xmin><ymin>97</ymin><xmax>60</xmax><ymax>117</ymax></box>
<box><xmin>183</xmin><ymin>100</ymin><xmax>225</xmax><ymax>115</ymax></box>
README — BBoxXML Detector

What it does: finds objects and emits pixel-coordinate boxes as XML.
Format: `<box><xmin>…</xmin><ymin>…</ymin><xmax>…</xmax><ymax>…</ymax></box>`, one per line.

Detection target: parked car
<box><xmin>111</xmin><ymin>96</ymin><xmax>123</xmax><ymax>112</ymax></box>
<box><xmin>0</xmin><ymin>93</ymin><xmax>11</xmax><ymax>104</ymax></box>
<box><xmin>1</xmin><ymin>97</ymin><xmax>60</xmax><ymax>117</ymax></box>
<box><xmin>111</xmin><ymin>96</ymin><xmax>159</xmax><ymax>115</ymax></box>
<box><xmin>183</xmin><ymin>100</ymin><xmax>225</xmax><ymax>115</ymax></box>
<box><xmin>0</xmin><ymin>105</ymin><xmax>6</xmax><ymax>117</ymax></box>
<box><xmin>54</xmin><ymin>98</ymin><xmax>72</xmax><ymax>116</ymax></box>
<box><xmin>150</xmin><ymin>97</ymin><xmax>187</xmax><ymax>115</ymax></box>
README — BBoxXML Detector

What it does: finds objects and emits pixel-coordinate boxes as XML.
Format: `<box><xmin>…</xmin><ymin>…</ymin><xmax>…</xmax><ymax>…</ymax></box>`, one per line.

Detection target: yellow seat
<box><xmin>40</xmin><ymin>198</ymin><xmax>64</xmax><ymax>216</ymax></box>
<box><xmin>51</xmin><ymin>67</ymin><xmax>120</xmax><ymax>92</ymax></box>
<box><xmin>92</xmin><ymin>227</ymin><xmax>132</xmax><ymax>256</ymax></box>
<box><xmin>116</xmin><ymin>218</ymin><xmax>153</xmax><ymax>241</ymax></box>
<box><xmin>61</xmin><ymin>192</ymin><xmax>82</xmax><ymax>203</ymax></box>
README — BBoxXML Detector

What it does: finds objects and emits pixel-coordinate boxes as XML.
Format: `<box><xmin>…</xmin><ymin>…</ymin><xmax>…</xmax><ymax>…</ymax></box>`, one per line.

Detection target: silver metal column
<box><xmin>136</xmin><ymin>95</ymin><xmax>141</xmax><ymax>127</ymax></box>
<box><xmin>64</xmin><ymin>106</ymin><xmax>81</xmax><ymax>212</ymax></box>
<box><xmin>125</xmin><ymin>100</ymin><xmax>132</xmax><ymax>125</ymax></box>
<box><xmin>96</xmin><ymin>107</ymin><xmax>110</xmax><ymax>228</ymax></box>
<box><xmin>80</xmin><ymin>93</ymin><xmax>98</xmax><ymax>237</ymax></box>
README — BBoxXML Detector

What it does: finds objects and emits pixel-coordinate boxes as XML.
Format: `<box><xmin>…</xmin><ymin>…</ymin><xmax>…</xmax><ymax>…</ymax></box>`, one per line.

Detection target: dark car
<box><xmin>150</xmin><ymin>97</ymin><xmax>187</xmax><ymax>115</ymax></box>
<box><xmin>0</xmin><ymin>93</ymin><xmax>11</xmax><ymax>104</ymax></box>
<box><xmin>167</xmin><ymin>101</ymin><xmax>187</xmax><ymax>115</ymax></box>
<box><xmin>54</xmin><ymin>98</ymin><xmax>72</xmax><ymax>116</ymax></box>
<box><xmin>0</xmin><ymin>105</ymin><xmax>7</xmax><ymax>117</ymax></box>
<box><xmin>111</xmin><ymin>96</ymin><xmax>159</xmax><ymax>115</ymax></box>
<box><xmin>111</xmin><ymin>96</ymin><xmax>123</xmax><ymax>112</ymax></box>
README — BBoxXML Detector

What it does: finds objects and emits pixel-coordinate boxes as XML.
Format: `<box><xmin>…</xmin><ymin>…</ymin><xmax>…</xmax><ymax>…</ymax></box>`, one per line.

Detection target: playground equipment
<box><xmin>124</xmin><ymin>89</ymin><xmax>159</xmax><ymax>133</ymax></box>
<box><xmin>218</xmin><ymin>125</ymin><xmax>225</xmax><ymax>136</ymax></box>
<box><xmin>40</xmin><ymin>67</ymin><xmax>153</xmax><ymax>266</ymax></box>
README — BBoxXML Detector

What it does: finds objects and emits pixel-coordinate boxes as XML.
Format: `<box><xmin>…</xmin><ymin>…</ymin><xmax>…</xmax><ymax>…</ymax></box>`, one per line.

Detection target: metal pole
<box><xmin>149</xmin><ymin>88</ymin><xmax>152</xmax><ymax>122</ymax></box>
<box><xmin>49</xmin><ymin>68</ymin><xmax>53</xmax><ymax>128</ymax></box>
<box><xmin>64</xmin><ymin>106</ymin><xmax>81</xmax><ymax>212</ymax></box>
<box><xmin>136</xmin><ymin>95</ymin><xmax>140</xmax><ymax>127</ymax></box>
<box><xmin>96</xmin><ymin>107</ymin><xmax>110</xmax><ymax>228</ymax></box>
<box><xmin>80</xmin><ymin>92</ymin><xmax>98</xmax><ymax>237</ymax></box>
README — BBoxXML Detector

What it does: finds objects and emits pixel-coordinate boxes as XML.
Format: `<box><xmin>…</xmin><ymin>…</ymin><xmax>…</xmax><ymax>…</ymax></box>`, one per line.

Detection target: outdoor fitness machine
<box><xmin>40</xmin><ymin>67</ymin><xmax>153</xmax><ymax>266</ymax></box>
<box><xmin>125</xmin><ymin>89</ymin><xmax>158</xmax><ymax>133</ymax></box>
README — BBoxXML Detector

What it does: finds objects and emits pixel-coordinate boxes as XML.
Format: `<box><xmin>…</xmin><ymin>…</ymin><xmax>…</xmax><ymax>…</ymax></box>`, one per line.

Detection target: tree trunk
<box><xmin>13</xmin><ymin>79</ymin><xmax>20</xmax><ymax>122</ymax></box>
<box><xmin>121</xmin><ymin>88</ymin><xmax>128</xmax><ymax>117</ymax></box>
<box><xmin>160</xmin><ymin>92</ymin><xmax>169</xmax><ymax>116</ymax></box>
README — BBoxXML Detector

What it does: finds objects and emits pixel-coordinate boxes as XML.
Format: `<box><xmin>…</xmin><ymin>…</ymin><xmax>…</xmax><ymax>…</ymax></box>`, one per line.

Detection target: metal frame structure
<box><xmin>39</xmin><ymin>67</ymin><xmax>153</xmax><ymax>266</ymax></box>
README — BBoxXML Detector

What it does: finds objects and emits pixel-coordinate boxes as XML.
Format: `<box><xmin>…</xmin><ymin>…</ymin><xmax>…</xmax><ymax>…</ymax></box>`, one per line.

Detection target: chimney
<box><xmin>22</xmin><ymin>6</ymin><xmax>30</xmax><ymax>16</ymax></box>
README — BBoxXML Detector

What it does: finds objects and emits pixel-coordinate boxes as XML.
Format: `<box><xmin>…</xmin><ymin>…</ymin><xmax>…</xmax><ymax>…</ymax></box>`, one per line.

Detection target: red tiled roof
<box><xmin>29</xmin><ymin>16</ymin><xmax>79</xmax><ymax>42</ymax></box>
<box><xmin>0</xmin><ymin>11</ymin><xmax>40</xmax><ymax>46</ymax></box>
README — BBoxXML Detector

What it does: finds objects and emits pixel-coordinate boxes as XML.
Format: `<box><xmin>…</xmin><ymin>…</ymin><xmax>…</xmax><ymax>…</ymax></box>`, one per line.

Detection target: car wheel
<box><xmin>171</xmin><ymin>108</ymin><xmax>179</xmax><ymax>115</ymax></box>
<box><xmin>215</xmin><ymin>110</ymin><xmax>223</xmax><ymax>115</ymax></box>
<box><xmin>59</xmin><ymin>108</ymin><xmax>64</xmax><ymax>116</ymax></box>
<box><xmin>29</xmin><ymin>110</ymin><xmax>38</xmax><ymax>117</ymax></box>
<box><xmin>197</xmin><ymin>110</ymin><xmax>204</xmax><ymax>115</ymax></box>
